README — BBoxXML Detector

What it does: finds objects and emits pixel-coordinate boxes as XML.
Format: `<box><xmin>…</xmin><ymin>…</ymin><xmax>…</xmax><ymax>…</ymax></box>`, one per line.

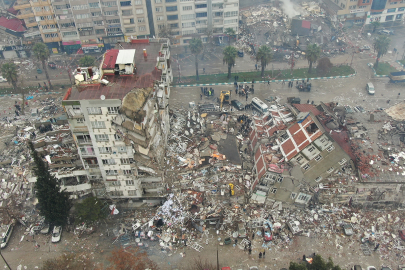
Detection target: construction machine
<box><xmin>219</xmin><ymin>90</ymin><xmax>231</xmax><ymax>109</ymax></box>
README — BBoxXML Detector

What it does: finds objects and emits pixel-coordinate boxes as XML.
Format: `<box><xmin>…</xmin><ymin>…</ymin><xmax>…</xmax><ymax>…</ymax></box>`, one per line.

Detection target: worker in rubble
<box><xmin>248</xmin><ymin>247</ymin><xmax>252</xmax><ymax>254</ymax></box>
<box><xmin>259</xmin><ymin>252</ymin><xmax>262</xmax><ymax>258</ymax></box>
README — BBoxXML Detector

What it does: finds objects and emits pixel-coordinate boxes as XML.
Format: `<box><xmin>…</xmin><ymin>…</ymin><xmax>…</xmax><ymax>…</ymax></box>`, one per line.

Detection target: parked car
<box><xmin>40</xmin><ymin>223</ymin><xmax>50</xmax><ymax>234</ymax></box>
<box><xmin>366</xmin><ymin>82</ymin><xmax>375</xmax><ymax>95</ymax></box>
<box><xmin>0</xmin><ymin>76</ymin><xmax>7</xmax><ymax>83</ymax></box>
<box><xmin>231</xmin><ymin>100</ymin><xmax>244</xmax><ymax>111</ymax></box>
<box><xmin>360</xmin><ymin>45</ymin><xmax>371</xmax><ymax>52</ymax></box>
<box><xmin>0</xmin><ymin>222</ymin><xmax>15</xmax><ymax>249</ymax></box>
<box><xmin>48</xmin><ymin>62</ymin><xmax>57</xmax><ymax>69</ymax></box>
<box><xmin>51</xmin><ymin>226</ymin><xmax>62</xmax><ymax>243</ymax></box>
<box><xmin>399</xmin><ymin>230</ymin><xmax>405</xmax><ymax>241</ymax></box>
<box><xmin>342</xmin><ymin>223</ymin><xmax>354</xmax><ymax>236</ymax></box>
<box><xmin>367</xmin><ymin>267</ymin><xmax>377</xmax><ymax>270</ymax></box>
<box><xmin>344</xmin><ymin>105</ymin><xmax>354</xmax><ymax>114</ymax></box>
<box><xmin>381</xmin><ymin>267</ymin><xmax>392</xmax><ymax>270</ymax></box>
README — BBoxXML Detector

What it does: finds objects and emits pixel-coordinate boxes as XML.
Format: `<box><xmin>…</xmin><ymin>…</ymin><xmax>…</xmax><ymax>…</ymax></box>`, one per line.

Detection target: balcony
<box><xmin>39</xmin><ymin>19</ymin><xmax>57</xmax><ymax>25</ymax></box>
<box><xmin>31</xmin><ymin>1</ymin><xmax>51</xmax><ymax>7</ymax></box>
<box><xmin>77</xmin><ymin>139</ymin><xmax>92</xmax><ymax>145</ymax></box>
<box><xmin>44</xmin><ymin>36</ymin><xmax>62</xmax><ymax>42</ymax></box>
<box><xmin>88</xmin><ymin>167</ymin><xmax>101</xmax><ymax>175</ymax></box>
<box><xmin>81</xmin><ymin>151</ymin><xmax>96</xmax><ymax>157</ymax></box>
<box><xmin>73</xmin><ymin>126</ymin><xmax>89</xmax><ymax>133</ymax></box>
<box><xmin>34</xmin><ymin>10</ymin><xmax>54</xmax><ymax>16</ymax></box>
<box><xmin>17</xmin><ymin>12</ymin><xmax>34</xmax><ymax>19</ymax></box>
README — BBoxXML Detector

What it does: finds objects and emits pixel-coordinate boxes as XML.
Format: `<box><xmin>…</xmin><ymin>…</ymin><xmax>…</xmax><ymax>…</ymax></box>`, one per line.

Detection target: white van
<box><xmin>0</xmin><ymin>224</ymin><xmax>14</xmax><ymax>248</ymax></box>
<box><xmin>251</xmin><ymin>97</ymin><xmax>268</xmax><ymax>114</ymax></box>
<box><xmin>366</xmin><ymin>82</ymin><xmax>375</xmax><ymax>95</ymax></box>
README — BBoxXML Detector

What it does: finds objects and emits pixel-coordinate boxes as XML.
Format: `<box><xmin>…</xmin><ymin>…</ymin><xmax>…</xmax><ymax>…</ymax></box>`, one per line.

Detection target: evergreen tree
<box><xmin>29</xmin><ymin>142</ymin><xmax>71</xmax><ymax>226</ymax></box>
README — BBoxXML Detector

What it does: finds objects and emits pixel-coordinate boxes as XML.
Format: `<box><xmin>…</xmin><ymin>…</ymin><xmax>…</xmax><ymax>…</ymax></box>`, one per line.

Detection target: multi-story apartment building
<box><xmin>323</xmin><ymin>0</ymin><xmax>405</xmax><ymax>25</ymax></box>
<box><xmin>62</xmin><ymin>39</ymin><xmax>172</xmax><ymax>199</ymax></box>
<box><xmin>148</xmin><ymin>0</ymin><xmax>239</xmax><ymax>45</ymax></box>
<box><xmin>14</xmin><ymin>0</ymin><xmax>62</xmax><ymax>51</ymax></box>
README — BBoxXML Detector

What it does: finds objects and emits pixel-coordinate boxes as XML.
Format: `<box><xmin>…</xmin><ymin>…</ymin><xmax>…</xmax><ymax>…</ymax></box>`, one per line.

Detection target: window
<box><xmin>168</xmin><ymin>23</ymin><xmax>178</xmax><ymax>28</ymax></box>
<box><xmin>125</xmin><ymin>27</ymin><xmax>135</xmax><ymax>32</ymax></box>
<box><xmin>96</xmin><ymin>29</ymin><xmax>105</xmax><ymax>34</ymax></box>
<box><xmin>136</xmin><ymin>8</ymin><xmax>144</xmax><ymax>14</ymax></box>
<box><xmin>183</xmin><ymin>5</ymin><xmax>192</xmax><ymax>10</ymax></box>
<box><xmin>76</xmin><ymin>13</ymin><xmax>89</xmax><ymax>19</ymax></box>
<box><xmin>121</xmin><ymin>158</ymin><xmax>130</xmax><ymax>164</ymax></box>
<box><xmin>224</xmin><ymin>11</ymin><xmax>237</xmax><ymax>17</ymax></box>
<box><xmin>45</xmin><ymin>33</ymin><xmax>59</xmax><ymax>38</ymax></box>
<box><xmin>126</xmin><ymin>180</ymin><xmax>135</xmax><ymax>185</ymax></box>
<box><xmin>386</xmin><ymin>15</ymin><xmax>394</xmax><ymax>21</ymax></box>
<box><xmin>89</xmin><ymin>2</ymin><xmax>100</xmax><ymax>8</ymax></box>
<box><xmin>276</xmin><ymin>176</ymin><xmax>283</xmax><ymax>183</ymax></box>
<box><xmin>138</xmin><ymin>17</ymin><xmax>145</xmax><ymax>22</ymax></box>
<box><xmin>327</xmin><ymin>167</ymin><xmax>334</xmax><ymax>173</ymax></box>
<box><xmin>62</xmin><ymin>31</ymin><xmax>77</xmax><ymax>37</ymax></box>
<box><xmin>120</xmin><ymin>0</ymin><xmax>131</xmax><ymax>6</ymax></box>
<box><xmin>91</xmin><ymin>121</ymin><xmax>106</xmax><ymax>129</ymax></box>
<box><xmin>182</xmin><ymin>29</ymin><xmax>194</xmax><ymax>35</ymax></box>
<box><xmin>139</xmin><ymin>26</ymin><xmax>146</xmax><ymax>31</ymax></box>
<box><xmin>167</xmin><ymin>14</ymin><xmax>178</xmax><ymax>20</ymax></box>
<box><xmin>110</xmin><ymin>179</ymin><xmax>121</xmax><ymax>185</ymax></box>
<box><xmin>359</xmin><ymin>5</ymin><xmax>366</xmax><ymax>8</ymax></box>
<box><xmin>307</xmin><ymin>146</ymin><xmax>315</xmax><ymax>152</ymax></box>
<box><xmin>290</xmin><ymin>192</ymin><xmax>297</xmax><ymax>199</ymax></box>
<box><xmin>182</xmin><ymin>14</ymin><xmax>195</xmax><ymax>20</ymax></box>
<box><xmin>166</xmin><ymin>6</ymin><xmax>177</xmax><ymax>11</ymax></box>
<box><xmin>87</xmin><ymin>107</ymin><xmax>102</xmax><ymax>114</ymax></box>
<box><xmin>195</xmin><ymin>3</ymin><xmax>207</xmax><ymax>8</ymax></box>
<box><xmin>155</xmin><ymin>7</ymin><xmax>163</xmax><ymax>12</ymax></box>
<box><xmin>340</xmin><ymin>3</ymin><xmax>345</xmax><ymax>8</ymax></box>
<box><xmin>390</xmin><ymin>1</ymin><xmax>397</xmax><ymax>4</ymax></box>
<box><xmin>94</xmin><ymin>20</ymin><xmax>103</xmax><ymax>25</ymax></box>
<box><xmin>155</xmin><ymin>0</ymin><xmax>162</xmax><ymax>3</ymax></box>
<box><xmin>157</xmin><ymin>16</ymin><xmax>164</xmax><ymax>20</ymax></box>
<box><xmin>102</xmin><ymin>1</ymin><xmax>117</xmax><ymax>6</ymax></box>
<box><xmin>387</xmin><ymin>8</ymin><xmax>396</xmax><ymax>12</ymax></box>
<box><xmin>123</xmin><ymin>169</ymin><xmax>132</xmax><ymax>175</ymax></box>
<box><xmin>303</xmin><ymin>164</ymin><xmax>310</xmax><ymax>170</ymax></box>
<box><xmin>166</xmin><ymin>0</ymin><xmax>176</xmax><ymax>2</ymax></box>
<box><xmin>128</xmin><ymin>190</ymin><xmax>137</xmax><ymax>195</ymax></box>
<box><xmin>92</xmin><ymin>11</ymin><xmax>102</xmax><ymax>16</ymax></box>
<box><xmin>315</xmin><ymin>176</ymin><xmax>322</xmax><ymax>182</ymax></box>
<box><xmin>95</xmin><ymin>134</ymin><xmax>109</xmax><ymax>141</ymax></box>
<box><xmin>182</xmin><ymin>22</ymin><xmax>195</xmax><ymax>28</ymax></box>
<box><xmin>339</xmin><ymin>158</ymin><xmax>347</xmax><ymax>165</ymax></box>
<box><xmin>271</xmin><ymin>188</ymin><xmax>277</xmax><ymax>194</ymax></box>
<box><xmin>130</xmin><ymin>18</ymin><xmax>135</xmax><ymax>23</ymax></box>
<box><xmin>326</xmin><ymin>145</ymin><xmax>335</xmax><ymax>152</ymax></box>
<box><xmin>134</xmin><ymin>0</ymin><xmax>142</xmax><ymax>4</ymax></box>
<box><xmin>314</xmin><ymin>154</ymin><xmax>322</xmax><ymax>162</ymax></box>
<box><xmin>224</xmin><ymin>19</ymin><xmax>237</xmax><ymax>24</ymax></box>
<box><xmin>197</xmin><ymin>28</ymin><xmax>207</xmax><ymax>34</ymax></box>
<box><xmin>107</xmin><ymin>27</ymin><xmax>121</xmax><ymax>33</ymax></box>
<box><xmin>106</xmin><ymin>18</ymin><xmax>120</xmax><ymax>24</ymax></box>
<box><xmin>76</xmin><ymin>118</ymin><xmax>84</xmax><ymax>123</ymax></box>
<box><xmin>196</xmin><ymin>12</ymin><xmax>207</xmax><ymax>17</ymax></box>
<box><xmin>399</xmin><ymin>7</ymin><xmax>405</xmax><ymax>11</ymax></box>
<box><xmin>349</xmin><ymin>5</ymin><xmax>356</xmax><ymax>9</ymax></box>
<box><xmin>122</xmin><ymin>10</ymin><xmax>132</xmax><ymax>15</ymax></box>
<box><xmin>99</xmin><ymin>147</ymin><xmax>112</xmax><ymax>153</ymax></box>
<box><xmin>102</xmin><ymin>158</ymin><xmax>115</xmax><ymax>165</ymax></box>
<box><xmin>72</xmin><ymin>4</ymin><xmax>89</xmax><ymax>10</ymax></box>
<box><xmin>104</xmin><ymin>10</ymin><xmax>118</xmax><ymax>15</ymax></box>
<box><xmin>110</xmin><ymin>191</ymin><xmax>123</xmax><ymax>196</ymax></box>
<box><xmin>117</xmin><ymin>146</ymin><xmax>127</xmax><ymax>152</ymax></box>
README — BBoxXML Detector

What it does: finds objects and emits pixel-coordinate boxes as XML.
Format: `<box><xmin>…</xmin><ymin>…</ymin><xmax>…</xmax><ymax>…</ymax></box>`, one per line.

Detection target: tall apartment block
<box><xmin>62</xmin><ymin>39</ymin><xmax>172</xmax><ymax>200</ymax></box>
<box><xmin>12</xmin><ymin>0</ymin><xmax>239</xmax><ymax>53</ymax></box>
<box><xmin>323</xmin><ymin>0</ymin><xmax>405</xmax><ymax>26</ymax></box>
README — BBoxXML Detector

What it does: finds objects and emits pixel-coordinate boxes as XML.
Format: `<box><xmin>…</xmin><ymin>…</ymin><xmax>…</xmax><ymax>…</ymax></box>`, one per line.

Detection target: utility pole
<box><xmin>350</xmin><ymin>47</ymin><xmax>355</xmax><ymax>67</ymax></box>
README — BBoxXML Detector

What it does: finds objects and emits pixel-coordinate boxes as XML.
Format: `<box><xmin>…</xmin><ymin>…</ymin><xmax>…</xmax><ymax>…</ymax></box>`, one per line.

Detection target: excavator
<box><xmin>219</xmin><ymin>90</ymin><xmax>231</xmax><ymax>109</ymax></box>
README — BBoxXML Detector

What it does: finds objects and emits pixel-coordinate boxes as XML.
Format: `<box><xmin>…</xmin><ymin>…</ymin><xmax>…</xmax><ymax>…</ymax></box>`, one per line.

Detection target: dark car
<box><xmin>351</xmin><ymin>266</ymin><xmax>362</xmax><ymax>270</ymax></box>
<box><xmin>231</xmin><ymin>100</ymin><xmax>244</xmax><ymax>110</ymax></box>
<box><xmin>399</xmin><ymin>230</ymin><xmax>405</xmax><ymax>241</ymax></box>
<box><xmin>48</xmin><ymin>62</ymin><xmax>57</xmax><ymax>69</ymax></box>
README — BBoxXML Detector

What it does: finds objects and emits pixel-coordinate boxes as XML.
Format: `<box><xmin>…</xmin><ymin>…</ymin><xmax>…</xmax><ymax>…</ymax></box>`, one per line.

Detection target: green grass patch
<box><xmin>174</xmin><ymin>65</ymin><xmax>355</xmax><ymax>85</ymax></box>
<box><xmin>398</xmin><ymin>60</ymin><xmax>405</xmax><ymax>67</ymax></box>
<box><xmin>374</xmin><ymin>62</ymin><xmax>398</xmax><ymax>76</ymax></box>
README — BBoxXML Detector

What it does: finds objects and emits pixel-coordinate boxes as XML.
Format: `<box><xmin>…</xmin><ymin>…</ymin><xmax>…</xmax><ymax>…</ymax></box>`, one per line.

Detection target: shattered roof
<box><xmin>0</xmin><ymin>16</ymin><xmax>26</xmax><ymax>32</ymax></box>
<box><xmin>121</xmin><ymin>87</ymin><xmax>153</xmax><ymax>123</ymax></box>
<box><xmin>293</xmin><ymin>104</ymin><xmax>321</xmax><ymax>116</ymax></box>
<box><xmin>291</xmin><ymin>19</ymin><xmax>311</xmax><ymax>36</ymax></box>
<box><xmin>102</xmin><ymin>49</ymin><xmax>119</xmax><ymax>69</ymax></box>
<box><xmin>385</xmin><ymin>102</ymin><xmax>405</xmax><ymax>121</ymax></box>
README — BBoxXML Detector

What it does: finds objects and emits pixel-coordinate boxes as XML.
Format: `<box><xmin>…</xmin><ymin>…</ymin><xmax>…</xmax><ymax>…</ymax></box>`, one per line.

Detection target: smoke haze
<box><xmin>280</xmin><ymin>0</ymin><xmax>300</xmax><ymax>18</ymax></box>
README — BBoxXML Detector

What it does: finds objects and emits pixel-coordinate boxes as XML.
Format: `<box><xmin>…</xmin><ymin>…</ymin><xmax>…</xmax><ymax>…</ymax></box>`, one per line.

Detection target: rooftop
<box><xmin>65</xmin><ymin>42</ymin><xmax>163</xmax><ymax>101</ymax></box>
<box><xmin>0</xmin><ymin>16</ymin><xmax>26</xmax><ymax>32</ymax></box>
<box><xmin>293</xmin><ymin>103</ymin><xmax>321</xmax><ymax>116</ymax></box>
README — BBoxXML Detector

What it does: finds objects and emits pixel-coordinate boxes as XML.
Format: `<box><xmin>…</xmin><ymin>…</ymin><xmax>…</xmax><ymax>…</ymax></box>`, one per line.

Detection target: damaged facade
<box><xmin>62</xmin><ymin>39</ymin><xmax>172</xmax><ymax>199</ymax></box>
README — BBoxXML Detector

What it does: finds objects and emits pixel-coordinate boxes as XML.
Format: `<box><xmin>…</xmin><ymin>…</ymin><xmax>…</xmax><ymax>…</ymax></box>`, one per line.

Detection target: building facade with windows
<box><xmin>62</xmin><ymin>39</ymin><xmax>172</xmax><ymax>199</ymax></box>
<box><xmin>323</xmin><ymin>0</ymin><xmax>405</xmax><ymax>25</ymax></box>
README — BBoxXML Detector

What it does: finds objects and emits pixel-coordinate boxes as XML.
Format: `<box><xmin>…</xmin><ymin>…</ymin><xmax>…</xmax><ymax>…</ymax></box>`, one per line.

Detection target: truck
<box><xmin>296</xmin><ymin>82</ymin><xmax>311</xmax><ymax>92</ymax></box>
<box><xmin>389</xmin><ymin>71</ymin><xmax>405</xmax><ymax>83</ymax></box>
<box><xmin>287</xmin><ymin>97</ymin><xmax>301</xmax><ymax>104</ymax></box>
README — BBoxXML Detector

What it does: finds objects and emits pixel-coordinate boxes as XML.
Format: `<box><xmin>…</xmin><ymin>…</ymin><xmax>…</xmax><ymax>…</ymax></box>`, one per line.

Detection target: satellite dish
<box><xmin>100</xmin><ymin>95</ymin><xmax>105</xmax><ymax>100</ymax></box>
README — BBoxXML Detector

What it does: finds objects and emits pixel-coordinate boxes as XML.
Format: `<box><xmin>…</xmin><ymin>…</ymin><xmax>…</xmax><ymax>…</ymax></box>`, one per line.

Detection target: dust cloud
<box><xmin>280</xmin><ymin>0</ymin><xmax>300</xmax><ymax>18</ymax></box>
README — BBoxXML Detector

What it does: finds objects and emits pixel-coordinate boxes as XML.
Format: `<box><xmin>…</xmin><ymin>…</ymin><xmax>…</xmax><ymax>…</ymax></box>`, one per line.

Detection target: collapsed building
<box><xmin>61</xmin><ymin>39</ymin><xmax>172</xmax><ymax>200</ymax></box>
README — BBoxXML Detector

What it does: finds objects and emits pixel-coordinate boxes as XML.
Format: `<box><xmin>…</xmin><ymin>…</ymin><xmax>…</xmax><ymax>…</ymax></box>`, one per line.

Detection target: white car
<box><xmin>51</xmin><ymin>226</ymin><xmax>62</xmax><ymax>243</ymax></box>
<box><xmin>0</xmin><ymin>76</ymin><xmax>7</xmax><ymax>83</ymax></box>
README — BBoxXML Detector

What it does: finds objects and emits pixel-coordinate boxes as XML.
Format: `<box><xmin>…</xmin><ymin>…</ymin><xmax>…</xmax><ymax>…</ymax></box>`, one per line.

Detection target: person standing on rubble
<box><xmin>263</xmin><ymin>250</ymin><xmax>265</xmax><ymax>258</ymax></box>
<box><xmin>248</xmin><ymin>247</ymin><xmax>252</xmax><ymax>254</ymax></box>
<box><xmin>246</xmin><ymin>94</ymin><xmax>248</xmax><ymax>101</ymax></box>
<box><xmin>374</xmin><ymin>243</ymin><xmax>380</xmax><ymax>251</ymax></box>
<box><xmin>200</xmin><ymin>94</ymin><xmax>203</xmax><ymax>100</ymax></box>
<box><xmin>259</xmin><ymin>252</ymin><xmax>262</xmax><ymax>258</ymax></box>
<box><xmin>252</xmin><ymin>232</ymin><xmax>255</xmax><ymax>240</ymax></box>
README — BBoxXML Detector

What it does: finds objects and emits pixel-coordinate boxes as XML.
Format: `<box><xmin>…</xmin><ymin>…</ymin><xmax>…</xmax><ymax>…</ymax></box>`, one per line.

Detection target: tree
<box><xmin>224</xmin><ymin>28</ymin><xmax>236</xmax><ymax>45</ymax></box>
<box><xmin>223</xmin><ymin>46</ymin><xmax>238</xmax><ymax>79</ymax></box>
<box><xmin>189</xmin><ymin>38</ymin><xmax>203</xmax><ymax>81</ymax></box>
<box><xmin>373</xmin><ymin>36</ymin><xmax>390</xmax><ymax>69</ymax></box>
<box><xmin>316</xmin><ymin>57</ymin><xmax>333</xmax><ymax>76</ymax></box>
<box><xmin>371</xmin><ymin>21</ymin><xmax>380</xmax><ymax>33</ymax></box>
<box><xmin>1</xmin><ymin>62</ymin><xmax>25</xmax><ymax>114</ymax></box>
<box><xmin>106</xmin><ymin>247</ymin><xmax>158</xmax><ymax>270</ymax></box>
<box><xmin>256</xmin><ymin>45</ymin><xmax>272</xmax><ymax>77</ymax></box>
<box><xmin>79</xmin><ymin>55</ymin><xmax>96</xmax><ymax>67</ymax></box>
<box><xmin>288</xmin><ymin>255</ymin><xmax>342</xmax><ymax>270</ymax></box>
<box><xmin>75</xmin><ymin>196</ymin><xmax>107</xmax><ymax>225</ymax></box>
<box><xmin>29</xmin><ymin>142</ymin><xmax>71</xmax><ymax>226</ymax></box>
<box><xmin>158</xmin><ymin>25</ymin><xmax>174</xmax><ymax>42</ymax></box>
<box><xmin>306</xmin><ymin>44</ymin><xmax>321</xmax><ymax>74</ymax></box>
<box><xmin>41</xmin><ymin>253</ymin><xmax>97</xmax><ymax>270</ymax></box>
<box><xmin>32</xmin><ymin>43</ymin><xmax>53</xmax><ymax>90</ymax></box>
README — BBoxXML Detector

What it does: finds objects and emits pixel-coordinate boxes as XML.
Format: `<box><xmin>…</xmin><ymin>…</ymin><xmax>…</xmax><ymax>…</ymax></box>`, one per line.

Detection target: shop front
<box><xmin>62</xmin><ymin>40</ymin><xmax>82</xmax><ymax>54</ymax></box>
